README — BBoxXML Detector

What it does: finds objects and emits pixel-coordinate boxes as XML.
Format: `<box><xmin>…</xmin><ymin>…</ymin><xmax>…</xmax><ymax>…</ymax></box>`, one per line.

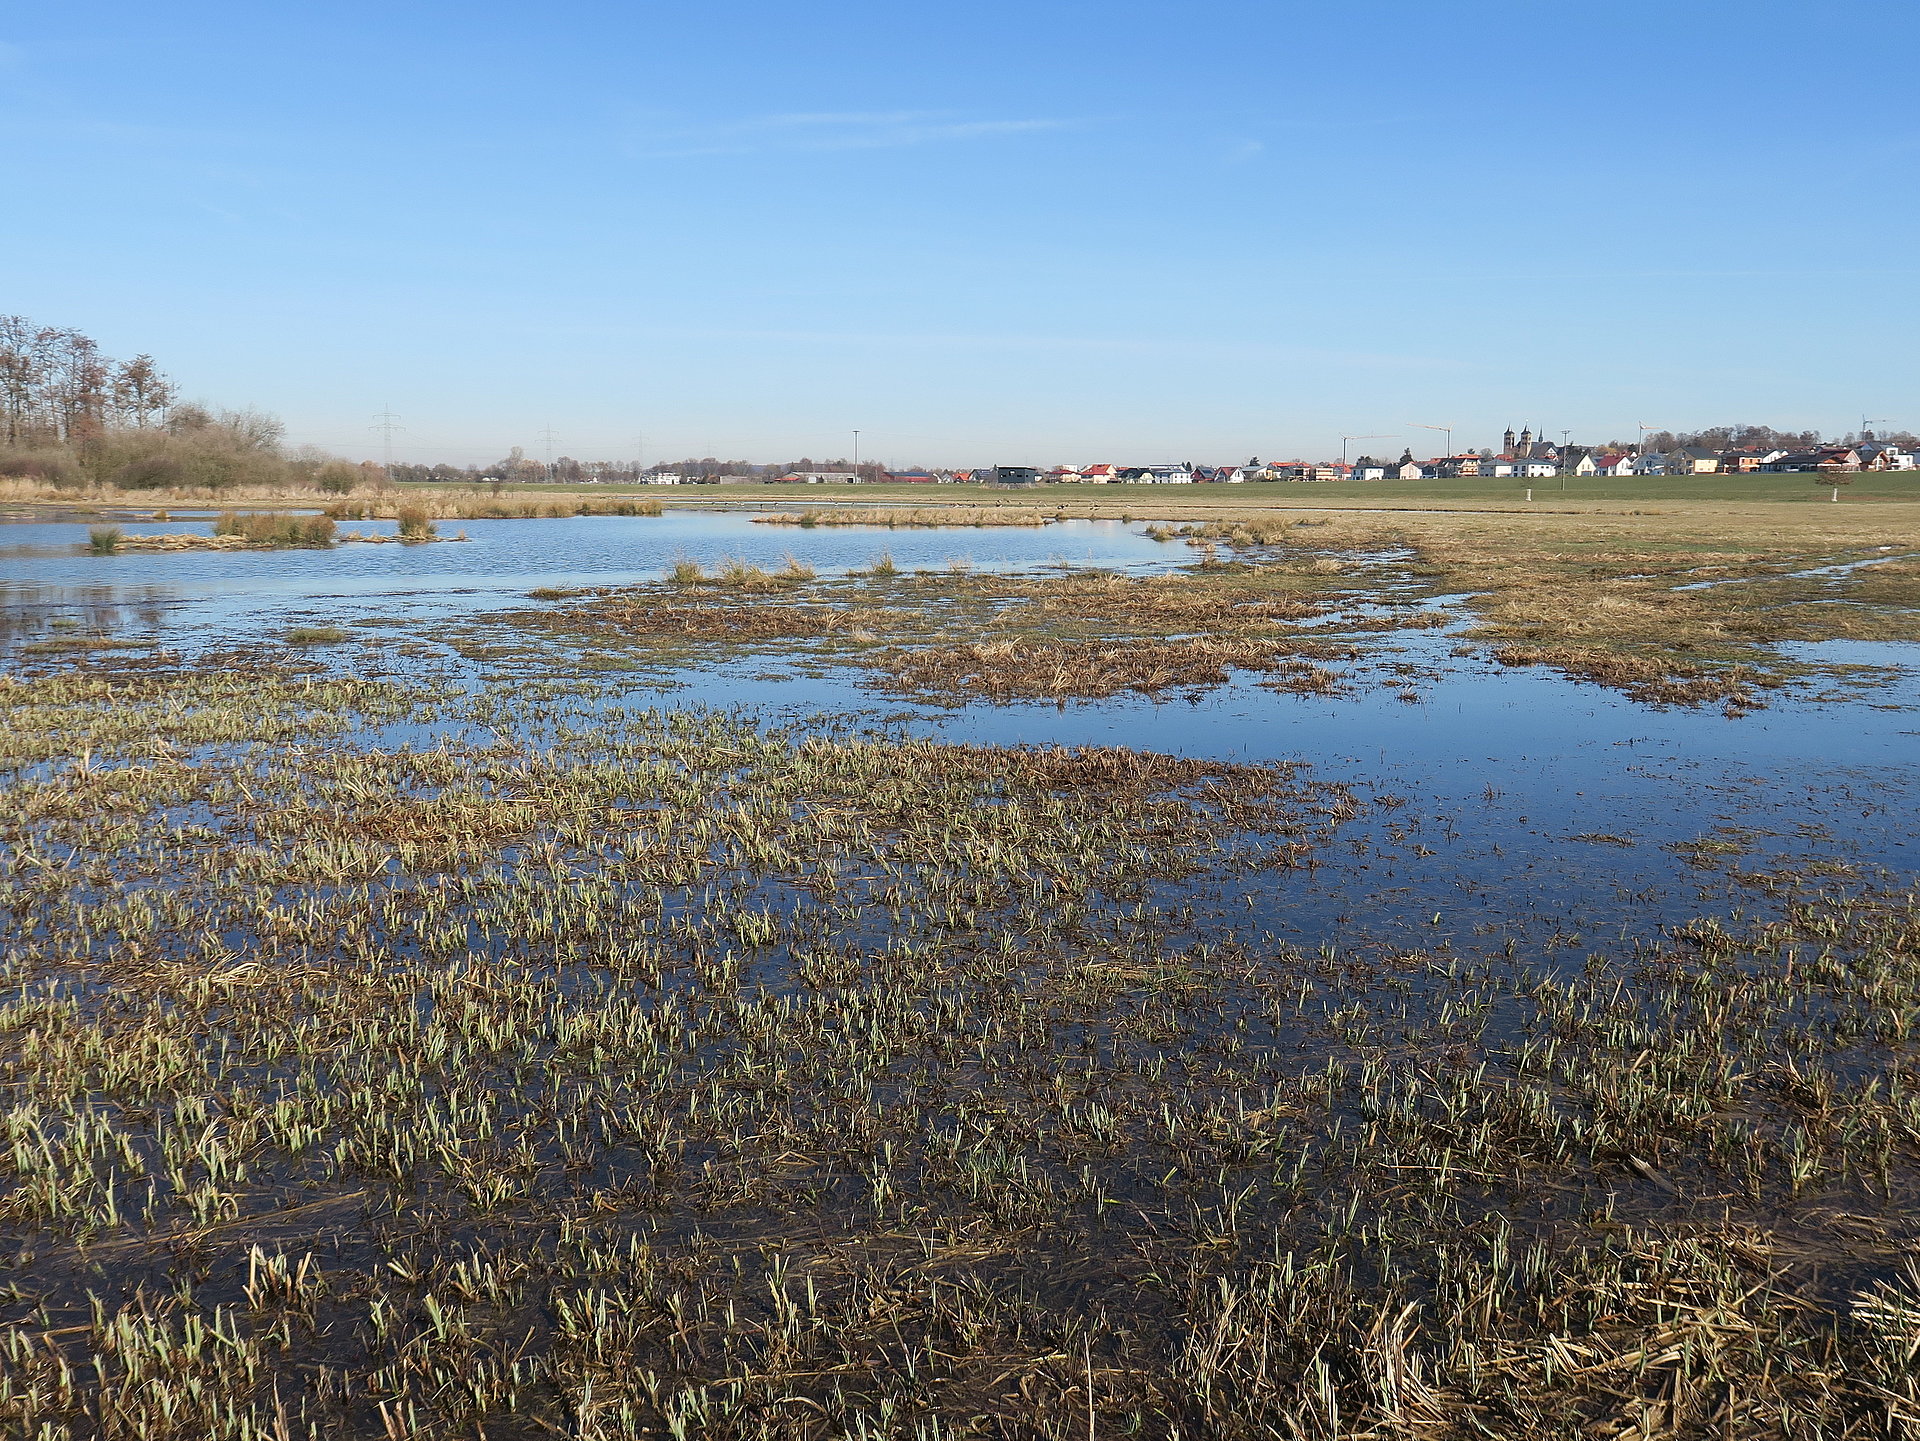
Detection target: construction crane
<box><xmin>1339</xmin><ymin>434</ymin><xmax>1395</xmax><ymax>466</ymax></box>
<box><xmin>1407</xmin><ymin>422</ymin><xmax>1454</xmax><ymax>459</ymax></box>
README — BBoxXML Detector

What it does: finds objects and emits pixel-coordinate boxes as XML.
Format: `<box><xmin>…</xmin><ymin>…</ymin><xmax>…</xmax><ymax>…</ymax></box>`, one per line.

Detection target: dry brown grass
<box><xmin>1260</xmin><ymin>504</ymin><xmax>1920</xmax><ymax>704</ymax></box>
<box><xmin>327</xmin><ymin>491</ymin><xmax>662</xmax><ymax>520</ymax></box>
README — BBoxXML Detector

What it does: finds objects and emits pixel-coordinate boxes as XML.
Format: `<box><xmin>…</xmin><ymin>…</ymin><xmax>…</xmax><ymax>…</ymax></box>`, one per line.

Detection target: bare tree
<box><xmin>111</xmin><ymin>355</ymin><xmax>176</xmax><ymax>427</ymax></box>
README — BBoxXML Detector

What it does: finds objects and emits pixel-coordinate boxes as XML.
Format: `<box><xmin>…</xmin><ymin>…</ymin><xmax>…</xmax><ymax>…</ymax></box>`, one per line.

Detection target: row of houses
<box><xmin>1374</xmin><ymin>442</ymin><xmax>1916</xmax><ymax>479</ymax></box>
<box><xmin>754</xmin><ymin>440</ymin><xmax>1917</xmax><ymax>487</ymax></box>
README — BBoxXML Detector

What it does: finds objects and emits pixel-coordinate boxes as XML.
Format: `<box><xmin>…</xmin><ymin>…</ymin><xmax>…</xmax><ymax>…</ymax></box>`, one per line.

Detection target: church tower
<box><xmin>1502</xmin><ymin>427</ymin><xmax>1515</xmax><ymax>454</ymax></box>
<box><xmin>1519</xmin><ymin>425</ymin><xmax>1533</xmax><ymax>449</ymax></box>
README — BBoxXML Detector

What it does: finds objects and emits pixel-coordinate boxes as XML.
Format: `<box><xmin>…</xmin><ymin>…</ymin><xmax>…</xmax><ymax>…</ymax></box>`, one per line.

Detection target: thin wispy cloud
<box><xmin>622</xmin><ymin>109</ymin><xmax>1079</xmax><ymax>159</ymax></box>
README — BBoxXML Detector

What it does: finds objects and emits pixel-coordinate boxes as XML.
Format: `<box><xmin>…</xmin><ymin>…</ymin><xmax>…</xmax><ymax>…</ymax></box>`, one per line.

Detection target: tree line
<box><xmin>1602</xmin><ymin>424</ymin><xmax>1920</xmax><ymax>454</ymax></box>
<box><xmin>0</xmin><ymin>317</ymin><xmax>178</xmax><ymax>446</ymax></box>
<box><xmin>0</xmin><ymin>316</ymin><xmax>384</xmax><ymax>494</ymax></box>
<box><xmin>390</xmin><ymin>455</ymin><xmax>902</xmax><ymax>484</ymax></box>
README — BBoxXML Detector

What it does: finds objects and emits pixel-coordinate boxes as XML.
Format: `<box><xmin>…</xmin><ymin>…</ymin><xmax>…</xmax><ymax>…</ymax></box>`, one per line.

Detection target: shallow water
<box><xmin>4</xmin><ymin>506</ymin><xmax>1916</xmax><ymax>961</ymax></box>
<box><xmin>5</xmin><ymin>508</ymin><xmax>1919</xmax><ymax>1434</ymax></box>
<box><xmin>0</xmin><ymin>510</ymin><xmax>1176</xmax><ymax>647</ymax></box>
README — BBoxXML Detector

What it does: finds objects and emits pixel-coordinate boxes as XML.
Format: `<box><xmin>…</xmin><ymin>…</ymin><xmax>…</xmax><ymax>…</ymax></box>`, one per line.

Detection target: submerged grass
<box><xmin>2</xmin><ymin>658</ymin><xmax>1920</xmax><ymax>1435</ymax></box>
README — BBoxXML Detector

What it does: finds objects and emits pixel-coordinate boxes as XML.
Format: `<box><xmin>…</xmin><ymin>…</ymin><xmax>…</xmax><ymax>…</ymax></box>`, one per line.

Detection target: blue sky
<box><xmin>3</xmin><ymin>1</ymin><xmax>1915</xmax><ymax>466</ymax></box>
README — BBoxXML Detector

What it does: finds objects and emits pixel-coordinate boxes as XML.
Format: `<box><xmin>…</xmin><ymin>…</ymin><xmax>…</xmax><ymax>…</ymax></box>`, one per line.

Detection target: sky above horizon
<box><xmin>3</xmin><ymin>1</ymin><xmax>1916</xmax><ymax>468</ymax></box>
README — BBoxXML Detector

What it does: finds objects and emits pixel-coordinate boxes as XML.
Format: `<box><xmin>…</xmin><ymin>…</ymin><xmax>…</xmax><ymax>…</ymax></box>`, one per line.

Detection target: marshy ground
<box><xmin>3</xmin><ymin>497</ymin><xmax>1920</xmax><ymax>1438</ymax></box>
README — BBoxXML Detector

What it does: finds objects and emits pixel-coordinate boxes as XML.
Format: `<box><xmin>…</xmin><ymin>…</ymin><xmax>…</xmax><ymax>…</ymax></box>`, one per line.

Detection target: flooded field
<box><xmin>4</xmin><ymin>502</ymin><xmax>1920</xmax><ymax>1438</ymax></box>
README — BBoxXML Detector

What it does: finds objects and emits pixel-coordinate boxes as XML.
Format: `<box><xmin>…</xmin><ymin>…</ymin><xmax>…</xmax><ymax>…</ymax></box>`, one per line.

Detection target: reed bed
<box><xmin>213</xmin><ymin>511</ymin><xmax>338</xmax><ymax>547</ymax></box>
<box><xmin>755</xmin><ymin>507</ymin><xmax>1056</xmax><ymax>528</ymax></box>
<box><xmin>325</xmin><ymin>491</ymin><xmax>663</xmax><ymax>522</ymax></box>
<box><xmin>1</xmin><ymin>659</ymin><xmax>1919</xmax><ymax>1436</ymax></box>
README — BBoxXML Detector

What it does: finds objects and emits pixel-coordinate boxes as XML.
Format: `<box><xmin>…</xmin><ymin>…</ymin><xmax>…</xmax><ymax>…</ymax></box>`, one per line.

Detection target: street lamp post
<box><xmin>852</xmin><ymin>430</ymin><xmax>860</xmax><ymax>481</ymax></box>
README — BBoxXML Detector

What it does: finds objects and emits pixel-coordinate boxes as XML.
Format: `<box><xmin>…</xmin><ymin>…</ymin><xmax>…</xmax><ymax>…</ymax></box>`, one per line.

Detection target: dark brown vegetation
<box><xmin>3</xmin><ymin>657</ymin><xmax>1920</xmax><ymax>1436</ymax></box>
<box><xmin>870</xmin><ymin>635</ymin><xmax>1349</xmax><ymax>701</ymax></box>
<box><xmin>513</xmin><ymin>562</ymin><xmax>1422</xmax><ymax>703</ymax></box>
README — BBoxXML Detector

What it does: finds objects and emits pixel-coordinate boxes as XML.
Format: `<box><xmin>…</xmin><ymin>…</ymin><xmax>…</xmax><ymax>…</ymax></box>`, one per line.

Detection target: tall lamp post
<box><xmin>852</xmin><ymin>430</ymin><xmax>860</xmax><ymax>482</ymax></box>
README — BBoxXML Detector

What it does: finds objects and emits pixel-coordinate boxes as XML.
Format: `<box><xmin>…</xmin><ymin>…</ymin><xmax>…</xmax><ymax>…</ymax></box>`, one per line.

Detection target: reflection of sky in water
<box><xmin>3</xmin><ymin>508</ymin><xmax>1916</xmax><ymax>957</ymax></box>
<box><xmin>0</xmin><ymin>511</ymin><xmax>1177</xmax><ymax>627</ymax></box>
<box><xmin>0</xmin><ymin>510</ymin><xmax>1186</xmax><ymax>654</ymax></box>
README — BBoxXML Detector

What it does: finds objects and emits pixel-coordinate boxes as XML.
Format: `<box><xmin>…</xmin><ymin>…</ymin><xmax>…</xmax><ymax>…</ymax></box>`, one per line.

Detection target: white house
<box><xmin>1521</xmin><ymin>460</ymin><xmax>1558</xmax><ymax>478</ymax></box>
<box><xmin>1631</xmin><ymin>453</ymin><xmax>1668</xmax><ymax>476</ymax></box>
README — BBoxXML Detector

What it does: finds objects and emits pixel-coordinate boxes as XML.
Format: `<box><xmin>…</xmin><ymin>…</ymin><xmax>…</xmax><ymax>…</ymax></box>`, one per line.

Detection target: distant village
<box><xmin>762</xmin><ymin>427</ymin><xmax>1917</xmax><ymax>486</ymax></box>
<box><xmin>405</xmin><ymin>426</ymin><xmax>1920</xmax><ymax>488</ymax></box>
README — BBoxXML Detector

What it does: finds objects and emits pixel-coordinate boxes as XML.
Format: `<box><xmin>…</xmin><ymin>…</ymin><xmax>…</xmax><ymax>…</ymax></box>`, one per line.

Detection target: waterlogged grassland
<box><xmin>497</xmin><ymin>552</ymin><xmax>1445</xmax><ymax>703</ymax></box>
<box><xmin>1241</xmin><ymin>508</ymin><xmax>1920</xmax><ymax>710</ymax></box>
<box><xmin>3</xmin><ymin>653</ymin><xmax>1920</xmax><ymax>1436</ymax></box>
<box><xmin>496</xmin><ymin>503</ymin><xmax>1920</xmax><ymax>712</ymax></box>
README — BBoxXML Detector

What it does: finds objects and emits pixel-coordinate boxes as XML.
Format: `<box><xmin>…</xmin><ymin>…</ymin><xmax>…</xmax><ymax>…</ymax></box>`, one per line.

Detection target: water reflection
<box><xmin>0</xmin><ymin>511</ymin><xmax>1180</xmax><ymax>650</ymax></box>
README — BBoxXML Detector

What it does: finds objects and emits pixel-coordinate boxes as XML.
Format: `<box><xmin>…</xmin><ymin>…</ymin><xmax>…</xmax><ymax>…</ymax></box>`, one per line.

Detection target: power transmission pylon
<box><xmin>539</xmin><ymin>424</ymin><xmax>560</xmax><ymax>481</ymax></box>
<box><xmin>371</xmin><ymin>406</ymin><xmax>404</xmax><ymax>468</ymax></box>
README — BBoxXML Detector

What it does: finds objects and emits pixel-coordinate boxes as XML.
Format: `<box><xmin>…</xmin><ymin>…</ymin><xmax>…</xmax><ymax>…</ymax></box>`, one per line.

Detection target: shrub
<box><xmin>0</xmin><ymin>451</ymin><xmax>85</xmax><ymax>488</ymax></box>
<box><xmin>668</xmin><ymin>559</ymin><xmax>705</xmax><ymax>585</ymax></box>
<box><xmin>867</xmin><ymin>551</ymin><xmax>899</xmax><ymax>578</ymax></box>
<box><xmin>396</xmin><ymin>505</ymin><xmax>436</xmax><ymax>541</ymax></box>
<box><xmin>87</xmin><ymin>526</ymin><xmax>122</xmax><ymax>554</ymax></box>
<box><xmin>316</xmin><ymin>461</ymin><xmax>361</xmax><ymax>495</ymax></box>
<box><xmin>108</xmin><ymin>455</ymin><xmax>188</xmax><ymax>490</ymax></box>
